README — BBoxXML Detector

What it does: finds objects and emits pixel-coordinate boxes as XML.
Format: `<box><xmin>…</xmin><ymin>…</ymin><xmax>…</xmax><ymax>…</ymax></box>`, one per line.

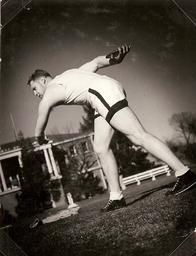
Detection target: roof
<box><xmin>0</xmin><ymin>132</ymin><xmax>91</xmax><ymax>152</ymax></box>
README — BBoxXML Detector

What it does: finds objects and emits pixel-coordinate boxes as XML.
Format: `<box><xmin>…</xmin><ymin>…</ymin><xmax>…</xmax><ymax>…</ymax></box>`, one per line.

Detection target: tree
<box><xmin>79</xmin><ymin>104</ymin><xmax>94</xmax><ymax>132</ymax></box>
<box><xmin>169</xmin><ymin>112</ymin><xmax>196</xmax><ymax>162</ymax></box>
<box><xmin>111</xmin><ymin>131</ymin><xmax>155</xmax><ymax>177</ymax></box>
<box><xmin>17</xmin><ymin>130</ymin><xmax>32</xmax><ymax>149</ymax></box>
<box><xmin>15</xmin><ymin>131</ymin><xmax>52</xmax><ymax>217</ymax></box>
<box><xmin>53</xmin><ymin>146</ymin><xmax>103</xmax><ymax>201</ymax></box>
<box><xmin>170</xmin><ymin>112</ymin><xmax>196</xmax><ymax>144</ymax></box>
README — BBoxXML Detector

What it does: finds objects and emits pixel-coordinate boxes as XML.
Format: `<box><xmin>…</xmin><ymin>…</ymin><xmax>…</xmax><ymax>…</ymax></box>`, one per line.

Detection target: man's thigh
<box><xmin>109</xmin><ymin>106</ymin><xmax>146</xmax><ymax>137</ymax></box>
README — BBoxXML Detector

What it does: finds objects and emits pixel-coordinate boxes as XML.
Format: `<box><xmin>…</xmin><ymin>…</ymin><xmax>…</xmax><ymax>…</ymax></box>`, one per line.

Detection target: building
<box><xmin>0</xmin><ymin>132</ymin><xmax>106</xmax><ymax>217</ymax></box>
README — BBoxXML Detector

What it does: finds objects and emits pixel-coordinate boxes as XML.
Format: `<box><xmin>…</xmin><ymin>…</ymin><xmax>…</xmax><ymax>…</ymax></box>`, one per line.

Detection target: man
<box><xmin>28</xmin><ymin>45</ymin><xmax>196</xmax><ymax>212</ymax></box>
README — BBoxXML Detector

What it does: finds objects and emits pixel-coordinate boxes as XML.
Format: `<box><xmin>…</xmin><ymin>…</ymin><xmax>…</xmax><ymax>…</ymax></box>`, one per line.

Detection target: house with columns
<box><xmin>0</xmin><ymin>132</ymin><xmax>106</xmax><ymax>216</ymax></box>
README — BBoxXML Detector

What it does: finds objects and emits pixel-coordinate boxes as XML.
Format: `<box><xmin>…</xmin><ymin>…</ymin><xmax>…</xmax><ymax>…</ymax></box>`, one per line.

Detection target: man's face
<box><xmin>30</xmin><ymin>77</ymin><xmax>46</xmax><ymax>98</ymax></box>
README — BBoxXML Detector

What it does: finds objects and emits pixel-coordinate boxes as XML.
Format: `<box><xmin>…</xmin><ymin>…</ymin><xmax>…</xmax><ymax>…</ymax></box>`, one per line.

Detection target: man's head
<box><xmin>28</xmin><ymin>69</ymin><xmax>52</xmax><ymax>98</ymax></box>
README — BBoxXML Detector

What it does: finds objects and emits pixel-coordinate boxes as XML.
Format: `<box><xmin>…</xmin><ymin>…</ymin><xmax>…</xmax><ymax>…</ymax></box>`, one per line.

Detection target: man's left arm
<box><xmin>79</xmin><ymin>44</ymin><xmax>131</xmax><ymax>73</ymax></box>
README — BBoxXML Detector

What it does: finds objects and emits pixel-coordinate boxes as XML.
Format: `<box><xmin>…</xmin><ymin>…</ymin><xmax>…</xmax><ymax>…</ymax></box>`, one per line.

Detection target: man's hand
<box><xmin>36</xmin><ymin>135</ymin><xmax>49</xmax><ymax>145</ymax></box>
<box><xmin>106</xmin><ymin>44</ymin><xmax>131</xmax><ymax>65</ymax></box>
<box><xmin>78</xmin><ymin>44</ymin><xmax>131</xmax><ymax>73</ymax></box>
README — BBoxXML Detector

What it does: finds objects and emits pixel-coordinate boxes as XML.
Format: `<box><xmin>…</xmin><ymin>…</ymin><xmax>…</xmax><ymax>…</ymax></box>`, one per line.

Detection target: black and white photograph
<box><xmin>1</xmin><ymin>0</ymin><xmax>196</xmax><ymax>255</ymax></box>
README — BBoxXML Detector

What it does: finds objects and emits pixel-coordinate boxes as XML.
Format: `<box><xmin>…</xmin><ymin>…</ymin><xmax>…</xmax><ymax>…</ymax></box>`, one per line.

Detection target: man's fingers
<box><xmin>118</xmin><ymin>46</ymin><xmax>122</xmax><ymax>55</ymax></box>
<box><xmin>106</xmin><ymin>44</ymin><xmax>131</xmax><ymax>59</ymax></box>
<box><xmin>122</xmin><ymin>44</ymin><xmax>131</xmax><ymax>54</ymax></box>
<box><xmin>106</xmin><ymin>44</ymin><xmax>131</xmax><ymax>64</ymax></box>
<box><xmin>118</xmin><ymin>44</ymin><xmax>131</xmax><ymax>56</ymax></box>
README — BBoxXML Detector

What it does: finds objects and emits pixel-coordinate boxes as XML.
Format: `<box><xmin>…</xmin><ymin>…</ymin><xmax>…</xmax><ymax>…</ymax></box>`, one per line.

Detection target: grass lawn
<box><xmin>5</xmin><ymin>173</ymin><xmax>196</xmax><ymax>256</ymax></box>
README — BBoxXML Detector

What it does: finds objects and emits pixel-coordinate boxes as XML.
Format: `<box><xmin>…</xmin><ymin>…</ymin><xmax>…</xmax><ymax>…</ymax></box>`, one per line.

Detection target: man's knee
<box><xmin>128</xmin><ymin>130</ymin><xmax>148</xmax><ymax>147</ymax></box>
<box><xmin>93</xmin><ymin>141</ymin><xmax>109</xmax><ymax>155</ymax></box>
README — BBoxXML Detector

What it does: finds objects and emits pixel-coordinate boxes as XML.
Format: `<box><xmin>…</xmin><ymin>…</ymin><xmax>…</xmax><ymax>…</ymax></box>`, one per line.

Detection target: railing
<box><xmin>122</xmin><ymin>165</ymin><xmax>171</xmax><ymax>186</ymax></box>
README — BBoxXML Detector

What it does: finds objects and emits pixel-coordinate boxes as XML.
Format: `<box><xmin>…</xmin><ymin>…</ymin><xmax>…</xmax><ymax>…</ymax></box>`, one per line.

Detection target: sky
<box><xmin>1</xmin><ymin>0</ymin><xmax>196</xmax><ymax>145</ymax></box>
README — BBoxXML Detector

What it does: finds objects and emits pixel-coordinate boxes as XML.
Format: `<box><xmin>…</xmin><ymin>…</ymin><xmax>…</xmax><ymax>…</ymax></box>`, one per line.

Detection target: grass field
<box><xmin>6</xmin><ymin>173</ymin><xmax>196</xmax><ymax>256</ymax></box>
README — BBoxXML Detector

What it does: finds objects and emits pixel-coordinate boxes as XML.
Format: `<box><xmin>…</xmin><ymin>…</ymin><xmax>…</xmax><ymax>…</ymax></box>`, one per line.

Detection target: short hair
<box><xmin>27</xmin><ymin>69</ymin><xmax>52</xmax><ymax>85</ymax></box>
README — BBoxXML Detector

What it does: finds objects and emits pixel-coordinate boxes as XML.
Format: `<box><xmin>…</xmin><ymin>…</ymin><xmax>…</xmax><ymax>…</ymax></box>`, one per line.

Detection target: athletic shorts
<box><xmin>87</xmin><ymin>80</ymin><xmax>128</xmax><ymax>123</ymax></box>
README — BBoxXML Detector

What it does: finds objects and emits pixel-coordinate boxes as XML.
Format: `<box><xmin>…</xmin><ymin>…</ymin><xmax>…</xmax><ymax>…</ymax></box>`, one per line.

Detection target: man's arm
<box><xmin>79</xmin><ymin>44</ymin><xmax>131</xmax><ymax>73</ymax></box>
<box><xmin>35</xmin><ymin>100</ymin><xmax>51</xmax><ymax>144</ymax></box>
<box><xmin>34</xmin><ymin>85</ymin><xmax>65</xmax><ymax>145</ymax></box>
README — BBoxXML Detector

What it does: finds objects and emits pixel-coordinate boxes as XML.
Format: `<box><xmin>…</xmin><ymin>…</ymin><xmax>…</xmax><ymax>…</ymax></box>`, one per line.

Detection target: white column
<box><xmin>48</xmin><ymin>147</ymin><xmax>59</xmax><ymax>177</ymax></box>
<box><xmin>16</xmin><ymin>174</ymin><xmax>21</xmax><ymax>187</ymax></box>
<box><xmin>0</xmin><ymin>161</ymin><xmax>7</xmax><ymax>191</ymax></box>
<box><xmin>18</xmin><ymin>154</ymin><xmax>23</xmax><ymax>168</ymax></box>
<box><xmin>43</xmin><ymin>148</ymin><xmax>53</xmax><ymax>175</ymax></box>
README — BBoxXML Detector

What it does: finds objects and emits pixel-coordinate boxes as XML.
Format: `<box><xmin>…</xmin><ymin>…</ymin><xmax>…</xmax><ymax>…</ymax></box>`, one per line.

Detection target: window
<box><xmin>81</xmin><ymin>141</ymin><xmax>89</xmax><ymax>153</ymax></box>
<box><xmin>0</xmin><ymin>157</ymin><xmax>20</xmax><ymax>192</ymax></box>
<box><xmin>69</xmin><ymin>145</ymin><xmax>77</xmax><ymax>156</ymax></box>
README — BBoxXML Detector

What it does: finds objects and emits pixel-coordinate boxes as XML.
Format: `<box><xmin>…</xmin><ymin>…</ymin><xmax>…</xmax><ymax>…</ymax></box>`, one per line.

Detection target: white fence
<box><xmin>122</xmin><ymin>165</ymin><xmax>171</xmax><ymax>186</ymax></box>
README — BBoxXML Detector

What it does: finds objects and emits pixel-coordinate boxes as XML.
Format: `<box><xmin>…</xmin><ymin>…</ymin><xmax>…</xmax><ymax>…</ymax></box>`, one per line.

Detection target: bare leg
<box><xmin>94</xmin><ymin>116</ymin><xmax>121</xmax><ymax>192</ymax></box>
<box><xmin>110</xmin><ymin>107</ymin><xmax>187</xmax><ymax>175</ymax></box>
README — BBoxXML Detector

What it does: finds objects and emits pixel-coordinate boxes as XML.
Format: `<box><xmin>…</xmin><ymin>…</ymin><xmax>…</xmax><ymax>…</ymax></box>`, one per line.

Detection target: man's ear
<box><xmin>41</xmin><ymin>77</ymin><xmax>46</xmax><ymax>84</ymax></box>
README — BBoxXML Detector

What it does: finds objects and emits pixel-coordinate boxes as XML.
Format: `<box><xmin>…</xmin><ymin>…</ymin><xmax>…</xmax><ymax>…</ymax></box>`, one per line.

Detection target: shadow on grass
<box><xmin>126</xmin><ymin>183</ymin><xmax>173</xmax><ymax>207</ymax></box>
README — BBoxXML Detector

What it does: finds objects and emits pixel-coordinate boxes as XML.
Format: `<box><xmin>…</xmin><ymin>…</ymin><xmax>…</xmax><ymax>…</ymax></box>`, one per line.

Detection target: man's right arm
<box><xmin>79</xmin><ymin>44</ymin><xmax>131</xmax><ymax>73</ymax></box>
<box><xmin>35</xmin><ymin>100</ymin><xmax>51</xmax><ymax>139</ymax></box>
<box><xmin>35</xmin><ymin>85</ymin><xmax>64</xmax><ymax>145</ymax></box>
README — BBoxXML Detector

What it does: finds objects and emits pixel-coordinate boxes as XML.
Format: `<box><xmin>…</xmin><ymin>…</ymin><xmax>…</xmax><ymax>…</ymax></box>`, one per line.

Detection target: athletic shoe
<box><xmin>166</xmin><ymin>170</ymin><xmax>196</xmax><ymax>196</ymax></box>
<box><xmin>100</xmin><ymin>198</ymin><xmax>127</xmax><ymax>213</ymax></box>
<box><xmin>30</xmin><ymin>218</ymin><xmax>43</xmax><ymax>228</ymax></box>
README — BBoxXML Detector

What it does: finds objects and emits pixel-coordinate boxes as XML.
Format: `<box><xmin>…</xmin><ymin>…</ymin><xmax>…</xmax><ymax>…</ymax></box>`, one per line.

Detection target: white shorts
<box><xmin>87</xmin><ymin>80</ymin><xmax>128</xmax><ymax>123</ymax></box>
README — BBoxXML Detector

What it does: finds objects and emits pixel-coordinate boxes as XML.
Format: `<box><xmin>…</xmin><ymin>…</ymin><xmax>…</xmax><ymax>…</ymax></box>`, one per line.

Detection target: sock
<box><xmin>175</xmin><ymin>166</ymin><xmax>190</xmax><ymax>177</ymax></box>
<box><xmin>109</xmin><ymin>191</ymin><xmax>123</xmax><ymax>201</ymax></box>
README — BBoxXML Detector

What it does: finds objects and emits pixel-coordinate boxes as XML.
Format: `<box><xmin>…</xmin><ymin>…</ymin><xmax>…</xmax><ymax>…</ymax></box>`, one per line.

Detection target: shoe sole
<box><xmin>175</xmin><ymin>181</ymin><xmax>196</xmax><ymax>195</ymax></box>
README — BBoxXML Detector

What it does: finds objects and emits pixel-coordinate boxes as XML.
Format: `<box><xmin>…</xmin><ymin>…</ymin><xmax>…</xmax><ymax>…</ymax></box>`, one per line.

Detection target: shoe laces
<box><xmin>170</xmin><ymin>177</ymin><xmax>180</xmax><ymax>191</ymax></box>
<box><xmin>103</xmin><ymin>199</ymin><xmax>113</xmax><ymax>209</ymax></box>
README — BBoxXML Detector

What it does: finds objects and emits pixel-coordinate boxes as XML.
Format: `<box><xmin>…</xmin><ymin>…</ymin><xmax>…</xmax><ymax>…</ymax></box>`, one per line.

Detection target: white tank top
<box><xmin>47</xmin><ymin>69</ymin><xmax>121</xmax><ymax>105</ymax></box>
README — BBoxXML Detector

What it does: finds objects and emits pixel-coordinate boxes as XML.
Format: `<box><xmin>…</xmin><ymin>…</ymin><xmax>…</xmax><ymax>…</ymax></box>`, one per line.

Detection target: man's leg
<box><xmin>110</xmin><ymin>107</ymin><xmax>185</xmax><ymax>173</ymax></box>
<box><xmin>94</xmin><ymin>116</ymin><xmax>126</xmax><ymax>211</ymax></box>
<box><xmin>109</xmin><ymin>106</ymin><xmax>196</xmax><ymax>195</ymax></box>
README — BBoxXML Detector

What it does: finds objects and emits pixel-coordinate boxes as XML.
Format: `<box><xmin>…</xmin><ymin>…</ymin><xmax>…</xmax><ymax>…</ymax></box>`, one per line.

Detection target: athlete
<box><xmin>28</xmin><ymin>44</ymin><xmax>196</xmax><ymax>212</ymax></box>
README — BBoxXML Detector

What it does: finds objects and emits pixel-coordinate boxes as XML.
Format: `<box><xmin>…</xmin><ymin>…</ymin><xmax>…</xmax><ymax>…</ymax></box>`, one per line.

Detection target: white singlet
<box><xmin>47</xmin><ymin>68</ymin><xmax>128</xmax><ymax>122</ymax></box>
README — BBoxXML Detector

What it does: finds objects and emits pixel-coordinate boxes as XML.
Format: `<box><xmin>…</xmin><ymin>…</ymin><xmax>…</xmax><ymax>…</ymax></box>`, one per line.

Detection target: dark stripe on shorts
<box><xmin>94</xmin><ymin>113</ymin><xmax>101</xmax><ymax>119</ymax></box>
<box><xmin>88</xmin><ymin>88</ymin><xmax>110</xmax><ymax>110</ymax></box>
<box><xmin>106</xmin><ymin>99</ymin><xmax>128</xmax><ymax>123</ymax></box>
